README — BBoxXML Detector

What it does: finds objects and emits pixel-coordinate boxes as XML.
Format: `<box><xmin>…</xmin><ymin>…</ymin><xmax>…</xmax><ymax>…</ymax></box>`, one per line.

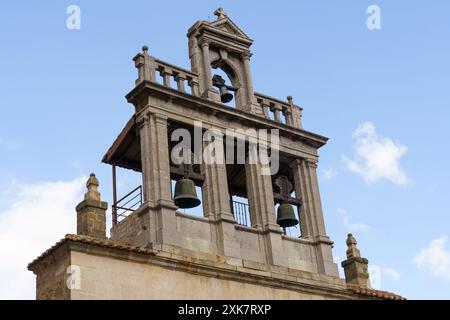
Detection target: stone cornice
<box><xmin>125</xmin><ymin>80</ymin><xmax>329</xmax><ymax>149</ymax></box>
<box><xmin>188</xmin><ymin>21</ymin><xmax>254</xmax><ymax>46</ymax></box>
<box><xmin>75</xmin><ymin>199</ymin><xmax>108</xmax><ymax>212</ymax></box>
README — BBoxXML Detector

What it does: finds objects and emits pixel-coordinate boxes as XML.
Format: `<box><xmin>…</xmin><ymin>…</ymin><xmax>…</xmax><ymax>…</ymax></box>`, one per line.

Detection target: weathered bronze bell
<box><xmin>173</xmin><ymin>178</ymin><xmax>201</xmax><ymax>209</ymax></box>
<box><xmin>276</xmin><ymin>203</ymin><xmax>298</xmax><ymax>228</ymax></box>
<box><xmin>219</xmin><ymin>85</ymin><xmax>233</xmax><ymax>103</ymax></box>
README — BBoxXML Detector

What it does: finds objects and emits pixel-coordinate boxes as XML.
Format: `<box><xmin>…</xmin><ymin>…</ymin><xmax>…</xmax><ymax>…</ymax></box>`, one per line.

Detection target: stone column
<box><xmin>290</xmin><ymin>158</ymin><xmax>339</xmax><ymax>277</ymax></box>
<box><xmin>200</xmin><ymin>41</ymin><xmax>212</xmax><ymax>90</ymax></box>
<box><xmin>242</xmin><ymin>52</ymin><xmax>254</xmax><ymax>106</ymax></box>
<box><xmin>341</xmin><ymin>234</ymin><xmax>371</xmax><ymax>288</ymax></box>
<box><xmin>202</xmin><ymin>137</ymin><xmax>240</xmax><ymax>258</ymax></box>
<box><xmin>76</xmin><ymin>174</ymin><xmax>108</xmax><ymax>239</ymax></box>
<box><xmin>160</xmin><ymin>69</ymin><xmax>172</xmax><ymax>88</ymax></box>
<box><xmin>296</xmin><ymin>159</ymin><xmax>326</xmax><ymax>236</ymax></box>
<box><xmin>245</xmin><ymin>160</ymin><xmax>286</xmax><ymax>266</ymax></box>
<box><xmin>137</xmin><ymin>111</ymin><xmax>152</xmax><ymax>203</ymax></box>
<box><xmin>199</xmin><ymin>40</ymin><xmax>220</xmax><ymax>101</ymax></box>
<box><xmin>175</xmin><ymin>74</ymin><xmax>186</xmax><ymax>92</ymax></box>
<box><xmin>136</xmin><ymin>108</ymin><xmax>178</xmax><ymax>247</ymax></box>
<box><xmin>283</xmin><ymin>108</ymin><xmax>293</xmax><ymax>126</ymax></box>
<box><xmin>242</xmin><ymin>51</ymin><xmax>264</xmax><ymax>115</ymax></box>
<box><xmin>270</xmin><ymin>104</ymin><xmax>283</xmax><ymax>122</ymax></box>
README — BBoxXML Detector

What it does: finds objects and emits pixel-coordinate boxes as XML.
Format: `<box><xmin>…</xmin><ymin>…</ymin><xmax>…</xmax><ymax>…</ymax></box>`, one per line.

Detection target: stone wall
<box><xmin>34</xmin><ymin>247</ymin><xmax>71</xmax><ymax>300</ymax></box>
<box><xmin>111</xmin><ymin>210</ymin><xmax>338</xmax><ymax>277</ymax></box>
<box><xmin>68</xmin><ymin>246</ymin><xmax>349</xmax><ymax>300</ymax></box>
<box><xmin>28</xmin><ymin>236</ymin><xmax>403</xmax><ymax>300</ymax></box>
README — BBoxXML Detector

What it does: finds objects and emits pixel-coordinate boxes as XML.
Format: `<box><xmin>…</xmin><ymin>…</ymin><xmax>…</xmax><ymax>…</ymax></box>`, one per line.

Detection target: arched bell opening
<box><xmin>226</xmin><ymin>162</ymin><xmax>251</xmax><ymax>227</ymax></box>
<box><xmin>170</xmin><ymin>180</ymin><xmax>204</xmax><ymax>217</ymax></box>
<box><xmin>274</xmin><ymin>198</ymin><xmax>301</xmax><ymax>238</ymax></box>
<box><xmin>168</xmin><ymin>121</ymin><xmax>205</xmax><ymax>218</ymax></box>
<box><xmin>224</xmin><ymin>131</ymin><xmax>258</xmax><ymax>228</ymax></box>
<box><xmin>272</xmin><ymin>160</ymin><xmax>302</xmax><ymax>238</ymax></box>
<box><xmin>211</xmin><ymin>57</ymin><xmax>243</xmax><ymax>108</ymax></box>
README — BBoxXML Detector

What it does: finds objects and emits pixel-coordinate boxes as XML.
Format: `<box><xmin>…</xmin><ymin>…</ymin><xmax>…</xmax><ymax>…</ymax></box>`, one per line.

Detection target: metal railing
<box><xmin>112</xmin><ymin>185</ymin><xmax>142</xmax><ymax>225</ymax></box>
<box><xmin>231</xmin><ymin>199</ymin><xmax>251</xmax><ymax>227</ymax></box>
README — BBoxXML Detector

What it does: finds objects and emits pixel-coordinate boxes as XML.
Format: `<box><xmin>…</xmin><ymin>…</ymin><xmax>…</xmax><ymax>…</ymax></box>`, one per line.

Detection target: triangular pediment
<box><xmin>209</xmin><ymin>17</ymin><xmax>251</xmax><ymax>40</ymax></box>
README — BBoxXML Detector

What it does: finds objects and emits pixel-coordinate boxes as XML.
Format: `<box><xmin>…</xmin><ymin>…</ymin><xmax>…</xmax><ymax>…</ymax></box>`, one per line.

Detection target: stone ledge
<box><xmin>75</xmin><ymin>199</ymin><xmax>108</xmax><ymax>212</ymax></box>
<box><xmin>27</xmin><ymin>234</ymin><xmax>403</xmax><ymax>300</ymax></box>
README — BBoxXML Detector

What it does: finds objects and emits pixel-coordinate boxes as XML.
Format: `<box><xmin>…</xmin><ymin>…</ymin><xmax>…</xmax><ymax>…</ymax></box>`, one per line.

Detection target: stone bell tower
<box><xmin>28</xmin><ymin>8</ymin><xmax>404</xmax><ymax>300</ymax></box>
<box><xmin>188</xmin><ymin>7</ymin><xmax>262</xmax><ymax>115</ymax></box>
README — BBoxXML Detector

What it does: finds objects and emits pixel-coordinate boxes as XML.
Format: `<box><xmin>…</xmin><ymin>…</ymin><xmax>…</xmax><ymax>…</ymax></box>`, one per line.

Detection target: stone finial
<box><xmin>341</xmin><ymin>233</ymin><xmax>371</xmax><ymax>288</ymax></box>
<box><xmin>214</xmin><ymin>7</ymin><xmax>227</xmax><ymax>20</ymax></box>
<box><xmin>76</xmin><ymin>173</ymin><xmax>108</xmax><ymax>239</ymax></box>
<box><xmin>346</xmin><ymin>233</ymin><xmax>361</xmax><ymax>259</ymax></box>
<box><xmin>84</xmin><ymin>173</ymin><xmax>100</xmax><ymax>201</ymax></box>
<box><xmin>287</xmin><ymin>96</ymin><xmax>293</xmax><ymax>105</ymax></box>
<box><xmin>346</xmin><ymin>233</ymin><xmax>357</xmax><ymax>246</ymax></box>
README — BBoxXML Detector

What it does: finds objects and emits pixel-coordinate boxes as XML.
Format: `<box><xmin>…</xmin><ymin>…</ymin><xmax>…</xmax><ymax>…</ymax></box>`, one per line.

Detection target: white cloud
<box><xmin>337</xmin><ymin>208</ymin><xmax>369</xmax><ymax>232</ymax></box>
<box><xmin>343</xmin><ymin>122</ymin><xmax>410</xmax><ymax>186</ymax></box>
<box><xmin>414</xmin><ymin>235</ymin><xmax>450</xmax><ymax>282</ymax></box>
<box><xmin>0</xmin><ymin>177</ymin><xmax>85</xmax><ymax>299</ymax></box>
<box><xmin>369</xmin><ymin>265</ymin><xmax>401</xmax><ymax>290</ymax></box>
<box><xmin>380</xmin><ymin>266</ymin><xmax>401</xmax><ymax>281</ymax></box>
<box><xmin>322</xmin><ymin>167</ymin><xmax>337</xmax><ymax>181</ymax></box>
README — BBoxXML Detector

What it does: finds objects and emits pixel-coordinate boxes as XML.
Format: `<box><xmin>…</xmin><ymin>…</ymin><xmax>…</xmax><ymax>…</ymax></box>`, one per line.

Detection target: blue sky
<box><xmin>0</xmin><ymin>1</ymin><xmax>449</xmax><ymax>299</ymax></box>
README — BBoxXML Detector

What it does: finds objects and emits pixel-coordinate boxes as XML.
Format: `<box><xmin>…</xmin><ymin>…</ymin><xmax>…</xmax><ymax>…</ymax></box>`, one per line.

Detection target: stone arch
<box><xmin>210</xmin><ymin>54</ymin><xmax>246</xmax><ymax>108</ymax></box>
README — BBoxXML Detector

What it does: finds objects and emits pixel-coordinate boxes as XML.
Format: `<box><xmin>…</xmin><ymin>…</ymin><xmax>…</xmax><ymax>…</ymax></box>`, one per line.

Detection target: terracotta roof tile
<box><xmin>27</xmin><ymin>234</ymin><xmax>155</xmax><ymax>269</ymax></box>
<box><xmin>347</xmin><ymin>284</ymin><xmax>406</xmax><ymax>300</ymax></box>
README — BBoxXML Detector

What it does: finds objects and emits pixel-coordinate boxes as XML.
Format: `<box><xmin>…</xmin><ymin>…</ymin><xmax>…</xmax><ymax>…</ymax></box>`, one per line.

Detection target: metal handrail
<box><xmin>112</xmin><ymin>185</ymin><xmax>142</xmax><ymax>225</ymax></box>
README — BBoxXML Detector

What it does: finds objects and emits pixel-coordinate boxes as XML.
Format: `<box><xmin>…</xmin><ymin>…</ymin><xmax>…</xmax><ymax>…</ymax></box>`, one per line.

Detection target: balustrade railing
<box><xmin>134</xmin><ymin>46</ymin><xmax>200</xmax><ymax>97</ymax></box>
<box><xmin>254</xmin><ymin>92</ymin><xmax>303</xmax><ymax>129</ymax></box>
<box><xmin>231</xmin><ymin>199</ymin><xmax>251</xmax><ymax>227</ymax></box>
<box><xmin>133</xmin><ymin>46</ymin><xmax>302</xmax><ymax>129</ymax></box>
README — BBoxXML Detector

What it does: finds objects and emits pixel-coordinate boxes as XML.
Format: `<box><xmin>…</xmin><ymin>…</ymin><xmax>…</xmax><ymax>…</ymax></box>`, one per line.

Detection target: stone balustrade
<box><xmin>254</xmin><ymin>92</ymin><xmax>303</xmax><ymax>129</ymax></box>
<box><xmin>133</xmin><ymin>46</ymin><xmax>303</xmax><ymax>129</ymax></box>
<box><xmin>133</xmin><ymin>46</ymin><xmax>200</xmax><ymax>97</ymax></box>
<box><xmin>154</xmin><ymin>58</ymin><xmax>200</xmax><ymax>96</ymax></box>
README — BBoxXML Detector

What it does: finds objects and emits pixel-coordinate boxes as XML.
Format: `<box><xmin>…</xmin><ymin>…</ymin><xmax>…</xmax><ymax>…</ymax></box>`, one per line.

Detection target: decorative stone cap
<box><xmin>345</xmin><ymin>233</ymin><xmax>362</xmax><ymax>259</ymax></box>
<box><xmin>85</xmin><ymin>173</ymin><xmax>101</xmax><ymax>201</ymax></box>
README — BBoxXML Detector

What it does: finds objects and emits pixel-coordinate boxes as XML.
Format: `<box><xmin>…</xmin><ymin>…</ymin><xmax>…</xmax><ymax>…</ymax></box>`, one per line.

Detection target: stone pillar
<box><xmin>160</xmin><ymin>68</ymin><xmax>172</xmax><ymax>88</ymax></box>
<box><xmin>270</xmin><ymin>104</ymin><xmax>283</xmax><ymax>122</ymax></box>
<box><xmin>290</xmin><ymin>158</ymin><xmax>339</xmax><ymax>277</ymax></box>
<box><xmin>199</xmin><ymin>40</ymin><xmax>220</xmax><ymax>101</ymax></box>
<box><xmin>200</xmin><ymin>41</ymin><xmax>212</xmax><ymax>90</ymax></box>
<box><xmin>136</xmin><ymin>109</ymin><xmax>178</xmax><ymax>247</ymax></box>
<box><xmin>242</xmin><ymin>52</ymin><xmax>254</xmax><ymax>106</ymax></box>
<box><xmin>245</xmin><ymin>160</ymin><xmax>286</xmax><ymax>266</ymax></box>
<box><xmin>202</xmin><ymin>138</ymin><xmax>241</xmax><ymax>258</ymax></box>
<box><xmin>175</xmin><ymin>74</ymin><xmax>186</xmax><ymax>92</ymax></box>
<box><xmin>341</xmin><ymin>234</ymin><xmax>371</xmax><ymax>288</ymax></box>
<box><xmin>287</xmin><ymin>96</ymin><xmax>303</xmax><ymax>129</ymax></box>
<box><xmin>76</xmin><ymin>174</ymin><xmax>108</xmax><ymax>239</ymax></box>
<box><xmin>242</xmin><ymin>51</ymin><xmax>264</xmax><ymax>115</ymax></box>
<box><xmin>283</xmin><ymin>108</ymin><xmax>293</xmax><ymax>126</ymax></box>
<box><xmin>133</xmin><ymin>45</ymin><xmax>156</xmax><ymax>85</ymax></box>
